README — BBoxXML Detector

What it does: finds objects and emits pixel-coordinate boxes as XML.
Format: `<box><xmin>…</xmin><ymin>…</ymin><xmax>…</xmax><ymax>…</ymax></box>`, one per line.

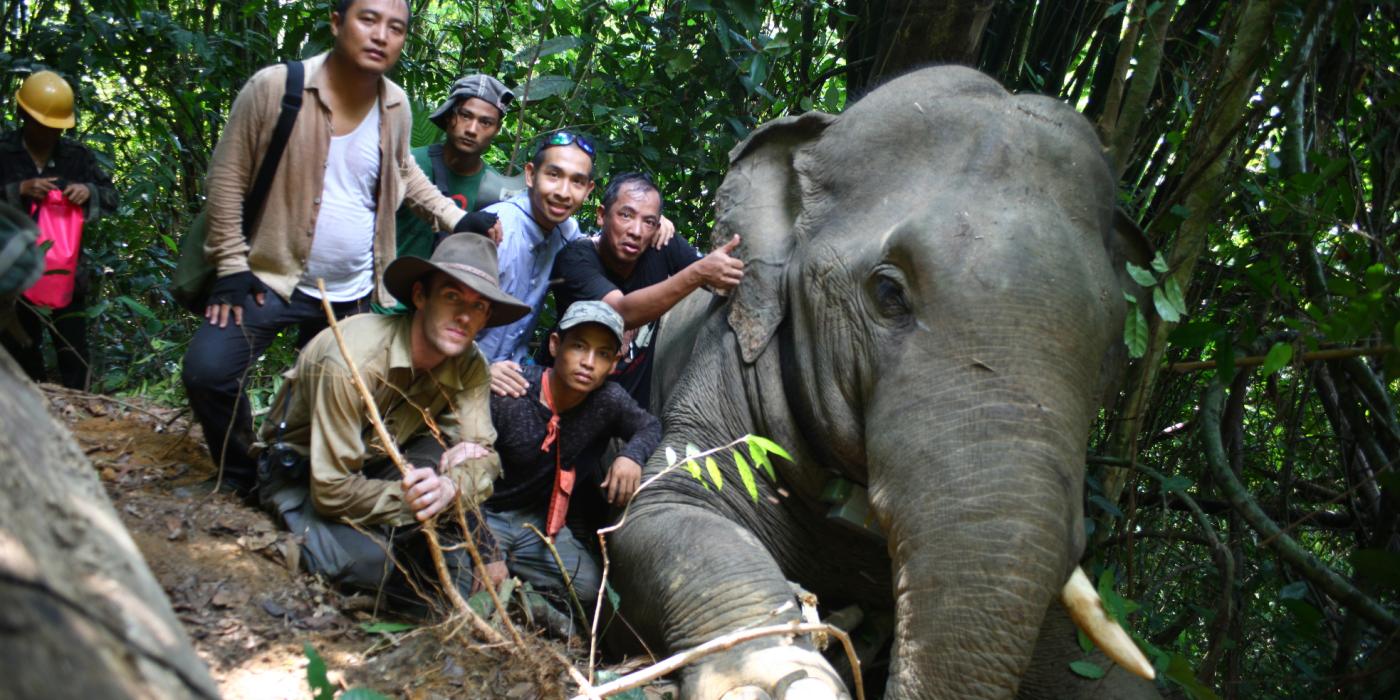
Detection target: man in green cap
<box><xmin>394</xmin><ymin>73</ymin><xmax>521</xmax><ymax>259</ymax></box>
<box><xmin>254</xmin><ymin>233</ymin><xmax>528</xmax><ymax>607</ymax></box>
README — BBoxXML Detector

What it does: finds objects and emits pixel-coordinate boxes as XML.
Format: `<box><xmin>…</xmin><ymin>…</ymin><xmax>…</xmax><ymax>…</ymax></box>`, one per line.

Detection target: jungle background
<box><xmin>0</xmin><ymin>0</ymin><xmax>1395</xmax><ymax>698</ymax></box>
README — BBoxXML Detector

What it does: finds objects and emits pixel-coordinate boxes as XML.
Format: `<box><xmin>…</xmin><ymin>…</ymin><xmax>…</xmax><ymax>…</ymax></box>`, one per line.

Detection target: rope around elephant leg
<box><xmin>567</xmin><ymin>621</ymin><xmax>865</xmax><ymax>700</ymax></box>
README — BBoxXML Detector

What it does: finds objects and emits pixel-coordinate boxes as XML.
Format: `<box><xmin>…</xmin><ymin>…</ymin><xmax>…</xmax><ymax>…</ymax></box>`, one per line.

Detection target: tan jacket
<box><xmin>259</xmin><ymin>313</ymin><xmax>500</xmax><ymax>527</ymax></box>
<box><xmin>203</xmin><ymin>52</ymin><xmax>464</xmax><ymax>306</ymax></box>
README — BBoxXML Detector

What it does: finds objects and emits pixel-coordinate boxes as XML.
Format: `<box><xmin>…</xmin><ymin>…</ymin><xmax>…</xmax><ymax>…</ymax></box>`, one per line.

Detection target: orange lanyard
<box><xmin>540</xmin><ymin>369</ymin><xmax>573</xmax><ymax>539</ymax></box>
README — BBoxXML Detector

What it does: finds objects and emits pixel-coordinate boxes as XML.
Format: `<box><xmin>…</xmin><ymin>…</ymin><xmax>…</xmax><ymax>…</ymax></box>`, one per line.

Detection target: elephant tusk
<box><xmin>1061</xmin><ymin>566</ymin><xmax>1156</xmax><ymax>680</ymax></box>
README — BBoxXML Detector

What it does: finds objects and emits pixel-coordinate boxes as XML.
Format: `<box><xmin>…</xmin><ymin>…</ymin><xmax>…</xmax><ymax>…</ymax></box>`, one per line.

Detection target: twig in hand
<box><xmin>314</xmin><ymin>279</ymin><xmax>504</xmax><ymax>647</ymax></box>
<box><xmin>568</xmin><ymin>621</ymin><xmax>865</xmax><ymax>700</ymax></box>
<box><xmin>523</xmin><ymin>521</ymin><xmax>590</xmax><ymax>626</ymax></box>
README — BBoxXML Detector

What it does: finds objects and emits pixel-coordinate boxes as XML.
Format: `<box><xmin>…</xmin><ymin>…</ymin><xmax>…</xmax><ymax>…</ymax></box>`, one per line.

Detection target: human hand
<box><xmin>601</xmin><ymin>456</ymin><xmax>642</xmax><ymax>506</ymax></box>
<box><xmin>440</xmin><ymin>440</ymin><xmax>489</xmax><ymax>470</ymax></box>
<box><xmin>692</xmin><ymin>234</ymin><xmax>745</xmax><ymax>292</ymax></box>
<box><xmin>653</xmin><ymin>215</ymin><xmax>675</xmax><ymax>249</ymax></box>
<box><xmin>403</xmin><ymin>465</ymin><xmax>458</xmax><ymax>521</ymax></box>
<box><xmin>455</xmin><ymin>211</ymin><xmax>500</xmax><ymax>243</ymax></box>
<box><xmin>62</xmin><ymin>183</ymin><xmax>90</xmax><ymax>206</ymax></box>
<box><xmin>490</xmin><ymin>360</ymin><xmax>528</xmax><ymax>397</ymax></box>
<box><xmin>204</xmin><ymin>271</ymin><xmax>266</xmax><ymax>328</ymax></box>
<box><xmin>20</xmin><ymin>177</ymin><xmax>58</xmax><ymax>201</ymax></box>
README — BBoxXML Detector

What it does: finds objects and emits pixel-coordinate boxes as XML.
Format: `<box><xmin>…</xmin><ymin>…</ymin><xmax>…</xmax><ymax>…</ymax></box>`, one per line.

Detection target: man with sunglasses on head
<box><xmin>393</xmin><ymin>74</ymin><xmax>520</xmax><ymax>261</ymax></box>
<box><xmin>480</xmin><ymin>133</ymin><xmax>677</xmax><ymax>398</ymax></box>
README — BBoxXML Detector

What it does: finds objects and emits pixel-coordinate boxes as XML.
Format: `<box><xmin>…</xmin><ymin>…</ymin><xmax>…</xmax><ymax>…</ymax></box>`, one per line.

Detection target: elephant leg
<box><xmin>612</xmin><ymin>501</ymin><xmax>850</xmax><ymax>700</ymax></box>
<box><xmin>1016</xmin><ymin>600</ymin><xmax>1161</xmax><ymax>700</ymax></box>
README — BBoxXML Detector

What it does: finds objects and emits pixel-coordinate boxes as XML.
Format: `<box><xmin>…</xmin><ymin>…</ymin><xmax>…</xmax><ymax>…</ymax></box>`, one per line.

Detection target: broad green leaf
<box><xmin>1125</xmin><ymin>262</ymin><xmax>1157</xmax><ymax>287</ymax></box>
<box><xmin>705</xmin><ymin>456</ymin><xmax>723</xmax><ymax>490</ymax></box>
<box><xmin>1259</xmin><ymin>342</ymin><xmax>1293</xmax><ymax>376</ymax></box>
<box><xmin>664</xmin><ymin>446</ymin><xmax>678</xmax><ymax>466</ymax></box>
<box><xmin>1077</xmin><ymin>627</ymin><xmax>1093</xmax><ymax>653</ymax></box>
<box><xmin>518</xmin><ymin>75</ymin><xmax>575</xmax><ymax>102</ymax></box>
<box><xmin>512</xmin><ymin>35</ymin><xmax>585</xmax><ymax>63</ymax></box>
<box><xmin>1150</xmin><ymin>251</ymin><xmax>1169</xmax><ymax>275</ymax></box>
<box><xmin>1069</xmin><ymin>660</ymin><xmax>1106</xmax><ymax>679</ymax></box>
<box><xmin>1164</xmin><ymin>652</ymin><xmax>1222</xmax><ymax>700</ymax></box>
<box><xmin>748</xmin><ymin>440</ymin><xmax>776</xmax><ymax>480</ymax></box>
<box><xmin>684</xmin><ymin>459</ymin><xmax>703</xmax><ymax>481</ymax></box>
<box><xmin>359</xmin><ymin>621</ymin><xmax>415</xmax><ymax>635</ymax></box>
<box><xmin>1153</xmin><ymin>286</ymin><xmax>1181</xmax><ymax>323</ymax></box>
<box><xmin>1352</xmin><ymin>549</ymin><xmax>1400</xmax><ymax>590</ymax></box>
<box><xmin>467</xmin><ymin>589</ymin><xmax>492</xmax><ymax>617</ymax></box>
<box><xmin>747</xmin><ymin>435</ymin><xmax>792</xmax><ymax>461</ymax></box>
<box><xmin>1162</xmin><ymin>278</ymin><xmax>1188</xmax><ymax>317</ymax></box>
<box><xmin>303</xmin><ymin>644</ymin><xmax>334</xmax><ymax>700</ymax></box>
<box><xmin>734</xmin><ymin>450</ymin><xmax>759</xmax><ymax>501</ymax></box>
<box><xmin>1123</xmin><ymin>305</ymin><xmax>1148</xmax><ymax>358</ymax></box>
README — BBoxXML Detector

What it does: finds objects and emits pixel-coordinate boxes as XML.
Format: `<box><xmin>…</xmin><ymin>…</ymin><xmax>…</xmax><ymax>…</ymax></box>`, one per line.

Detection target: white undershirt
<box><xmin>298</xmin><ymin>102</ymin><xmax>381</xmax><ymax>301</ymax></box>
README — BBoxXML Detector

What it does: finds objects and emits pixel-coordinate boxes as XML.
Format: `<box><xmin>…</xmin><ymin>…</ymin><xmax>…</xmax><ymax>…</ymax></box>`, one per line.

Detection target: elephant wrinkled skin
<box><xmin>610</xmin><ymin>66</ymin><xmax>1157</xmax><ymax>699</ymax></box>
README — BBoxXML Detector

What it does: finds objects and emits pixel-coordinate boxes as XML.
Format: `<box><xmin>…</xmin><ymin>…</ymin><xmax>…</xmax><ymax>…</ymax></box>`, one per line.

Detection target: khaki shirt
<box><xmin>259</xmin><ymin>314</ymin><xmax>499</xmax><ymax>527</ymax></box>
<box><xmin>204</xmin><ymin>52</ymin><xmax>464</xmax><ymax>307</ymax></box>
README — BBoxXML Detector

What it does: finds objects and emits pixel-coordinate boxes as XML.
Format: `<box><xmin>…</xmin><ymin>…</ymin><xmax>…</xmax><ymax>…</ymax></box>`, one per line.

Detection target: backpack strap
<box><xmin>241</xmin><ymin>60</ymin><xmax>305</xmax><ymax>239</ymax></box>
<box><xmin>426</xmin><ymin>143</ymin><xmax>452</xmax><ymax>198</ymax></box>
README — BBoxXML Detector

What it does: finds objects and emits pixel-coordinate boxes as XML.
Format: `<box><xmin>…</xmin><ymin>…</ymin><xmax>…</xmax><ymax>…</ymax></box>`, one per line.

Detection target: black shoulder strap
<box><xmin>241</xmin><ymin>60</ymin><xmax>305</xmax><ymax>239</ymax></box>
<box><xmin>426</xmin><ymin>143</ymin><xmax>451</xmax><ymax>197</ymax></box>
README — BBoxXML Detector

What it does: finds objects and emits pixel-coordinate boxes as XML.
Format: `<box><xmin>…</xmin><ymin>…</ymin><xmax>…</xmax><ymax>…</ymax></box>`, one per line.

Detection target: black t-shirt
<box><xmin>547</xmin><ymin>236</ymin><xmax>701</xmax><ymax>409</ymax></box>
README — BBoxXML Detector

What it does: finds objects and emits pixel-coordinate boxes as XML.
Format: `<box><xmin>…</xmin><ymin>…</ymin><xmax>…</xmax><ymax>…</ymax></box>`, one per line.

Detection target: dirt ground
<box><xmin>43</xmin><ymin>385</ymin><xmax>671</xmax><ymax>700</ymax></box>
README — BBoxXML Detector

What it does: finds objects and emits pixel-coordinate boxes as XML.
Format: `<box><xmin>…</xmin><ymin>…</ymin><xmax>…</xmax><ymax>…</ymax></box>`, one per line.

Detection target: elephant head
<box><xmin>717</xmin><ymin>67</ymin><xmax>1146</xmax><ymax>695</ymax></box>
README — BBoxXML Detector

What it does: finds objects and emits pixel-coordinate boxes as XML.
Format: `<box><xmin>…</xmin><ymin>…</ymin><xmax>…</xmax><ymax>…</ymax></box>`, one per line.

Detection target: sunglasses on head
<box><xmin>537</xmin><ymin>131</ymin><xmax>596</xmax><ymax>158</ymax></box>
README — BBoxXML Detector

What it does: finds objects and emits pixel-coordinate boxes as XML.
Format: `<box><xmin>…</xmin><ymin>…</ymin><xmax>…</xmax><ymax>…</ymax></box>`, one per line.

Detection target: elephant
<box><xmin>608</xmin><ymin>65</ymin><xmax>1159</xmax><ymax>699</ymax></box>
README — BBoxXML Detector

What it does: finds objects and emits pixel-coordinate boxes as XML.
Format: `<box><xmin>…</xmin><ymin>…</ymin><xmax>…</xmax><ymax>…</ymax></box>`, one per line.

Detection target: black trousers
<box><xmin>181</xmin><ymin>288</ymin><xmax>368</xmax><ymax>489</ymax></box>
<box><xmin>1</xmin><ymin>280</ymin><xmax>89</xmax><ymax>390</ymax></box>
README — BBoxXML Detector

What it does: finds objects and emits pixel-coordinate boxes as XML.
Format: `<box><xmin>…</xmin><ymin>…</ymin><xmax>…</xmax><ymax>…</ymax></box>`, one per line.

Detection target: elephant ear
<box><xmin>714</xmin><ymin>111</ymin><xmax>836</xmax><ymax>364</ymax></box>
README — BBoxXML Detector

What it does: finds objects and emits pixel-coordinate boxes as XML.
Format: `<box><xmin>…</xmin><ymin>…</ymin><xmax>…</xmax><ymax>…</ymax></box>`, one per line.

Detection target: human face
<box><xmin>410</xmin><ymin>274</ymin><xmax>492</xmax><ymax>369</ymax></box>
<box><xmin>548</xmin><ymin>325</ymin><xmax>619</xmax><ymax>395</ymax></box>
<box><xmin>524</xmin><ymin>146</ymin><xmax>595</xmax><ymax>229</ymax></box>
<box><xmin>447</xmin><ymin>97</ymin><xmax>502</xmax><ymax>159</ymax></box>
<box><xmin>597</xmin><ymin>185</ymin><xmax>662</xmax><ymax>268</ymax></box>
<box><xmin>330</xmin><ymin>0</ymin><xmax>409</xmax><ymax>77</ymax></box>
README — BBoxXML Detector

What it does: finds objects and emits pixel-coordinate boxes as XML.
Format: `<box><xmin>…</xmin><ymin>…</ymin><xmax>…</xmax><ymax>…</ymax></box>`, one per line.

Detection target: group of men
<box><xmin>175</xmin><ymin>0</ymin><xmax>747</xmax><ymax>622</ymax></box>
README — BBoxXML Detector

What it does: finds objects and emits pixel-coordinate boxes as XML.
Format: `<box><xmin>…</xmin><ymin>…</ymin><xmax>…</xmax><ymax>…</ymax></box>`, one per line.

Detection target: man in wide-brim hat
<box><xmin>253</xmin><ymin>233</ymin><xmax>526</xmax><ymax>606</ymax></box>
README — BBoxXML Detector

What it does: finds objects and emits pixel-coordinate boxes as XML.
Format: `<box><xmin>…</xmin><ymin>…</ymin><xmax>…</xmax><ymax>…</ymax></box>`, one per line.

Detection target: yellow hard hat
<box><xmin>16</xmin><ymin>71</ymin><xmax>75</xmax><ymax>129</ymax></box>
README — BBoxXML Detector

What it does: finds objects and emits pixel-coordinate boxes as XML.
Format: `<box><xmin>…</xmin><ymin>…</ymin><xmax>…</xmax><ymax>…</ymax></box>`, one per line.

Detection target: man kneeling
<box><xmin>484</xmin><ymin>301</ymin><xmax>660</xmax><ymax>624</ymax></box>
<box><xmin>256</xmin><ymin>234</ymin><xmax>528</xmax><ymax>608</ymax></box>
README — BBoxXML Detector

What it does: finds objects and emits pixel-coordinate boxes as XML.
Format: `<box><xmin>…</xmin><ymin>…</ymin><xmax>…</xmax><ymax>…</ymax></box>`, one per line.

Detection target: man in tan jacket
<box><xmin>183</xmin><ymin>0</ymin><xmax>490</xmax><ymax>497</ymax></box>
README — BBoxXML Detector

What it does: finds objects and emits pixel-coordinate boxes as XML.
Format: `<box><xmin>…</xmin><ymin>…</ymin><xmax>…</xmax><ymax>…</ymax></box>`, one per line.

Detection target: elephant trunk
<box><xmin>866</xmin><ymin>390</ymin><xmax>1089</xmax><ymax>698</ymax></box>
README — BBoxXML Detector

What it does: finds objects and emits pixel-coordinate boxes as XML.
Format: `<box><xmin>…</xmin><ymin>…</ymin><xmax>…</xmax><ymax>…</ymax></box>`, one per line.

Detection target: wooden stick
<box><xmin>315</xmin><ymin>280</ymin><xmax>504</xmax><ymax>646</ymax></box>
<box><xmin>1168</xmin><ymin>345</ymin><xmax>1393</xmax><ymax>373</ymax></box>
<box><xmin>569</xmin><ymin>621</ymin><xmax>864</xmax><ymax>700</ymax></box>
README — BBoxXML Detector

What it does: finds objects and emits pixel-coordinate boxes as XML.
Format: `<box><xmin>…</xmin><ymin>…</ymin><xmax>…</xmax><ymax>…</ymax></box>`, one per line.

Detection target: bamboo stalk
<box><xmin>315</xmin><ymin>280</ymin><xmax>504</xmax><ymax>646</ymax></box>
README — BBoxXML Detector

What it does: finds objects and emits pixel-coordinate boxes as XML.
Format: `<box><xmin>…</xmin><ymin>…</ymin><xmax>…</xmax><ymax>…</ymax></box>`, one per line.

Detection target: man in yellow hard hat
<box><xmin>0</xmin><ymin>70</ymin><xmax>117</xmax><ymax>389</ymax></box>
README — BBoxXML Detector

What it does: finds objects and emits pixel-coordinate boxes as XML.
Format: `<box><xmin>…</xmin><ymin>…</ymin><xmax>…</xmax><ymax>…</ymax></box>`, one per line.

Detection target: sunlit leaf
<box><xmin>512</xmin><ymin>35</ymin><xmax>585</xmax><ymax>63</ymax></box>
<box><xmin>1259</xmin><ymin>342</ymin><xmax>1293</xmax><ymax>376</ymax></box>
<box><xmin>359</xmin><ymin>621</ymin><xmax>415</xmax><ymax>635</ymax></box>
<box><xmin>1153</xmin><ymin>286</ymin><xmax>1181</xmax><ymax>323</ymax></box>
<box><xmin>747</xmin><ymin>434</ymin><xmax>792</xmax><ymax>461</ymax></box>
<box><xmin>664</xmin><ymin>446</ymin><xmax>678</xmax><ymax>466</ymax></box>
<box><xmin>518</xmin><ymin>75</ymin><xmax>575</xmax><ymax>102</ymax></box>
<box><xmin>304</xmin><ymin>644</ymin><xmax>334</xmax><ymax>700</ymax></box>
<box><xmin>1123</xmin><ymin>304</ymin><xmax>1148</xmax><ymax>358</ymax></box>
<box><xmin>734</xmin><ymin>450</ymin><xmax>759</xmax><ymax>501</ymax></box>
<box><xmin>705</xmin><ymin>456</ymin><xmax>723</xmax><ymax>490</ymax></box>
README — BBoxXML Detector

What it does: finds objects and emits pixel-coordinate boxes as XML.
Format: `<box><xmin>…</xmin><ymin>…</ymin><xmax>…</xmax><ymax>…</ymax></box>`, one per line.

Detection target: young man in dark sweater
<box><xmin>484</xmin><ymin>300</ymin><xmax>660</xmax><ymax>620</ymax></box>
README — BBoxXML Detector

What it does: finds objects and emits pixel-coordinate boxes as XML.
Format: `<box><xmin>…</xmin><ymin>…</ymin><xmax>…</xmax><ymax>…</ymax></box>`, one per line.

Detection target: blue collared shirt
<box><xmin>474</xmin><ymin>192</ymin><xmax>583</xmax><ymax>363</ymax></box>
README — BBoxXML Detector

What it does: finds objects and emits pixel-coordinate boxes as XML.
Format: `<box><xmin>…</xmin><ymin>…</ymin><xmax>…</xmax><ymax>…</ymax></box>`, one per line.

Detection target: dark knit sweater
<box><xmin>486</xmin><ymin>364</ymin><xmax>661</xmax><ymax>511</ymax></box>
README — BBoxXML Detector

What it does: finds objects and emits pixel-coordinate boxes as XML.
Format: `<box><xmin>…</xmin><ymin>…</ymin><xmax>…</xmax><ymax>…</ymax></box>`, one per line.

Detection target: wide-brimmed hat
<box><xmin>429</xmin><ymin>74</ymin><xmax>514</xmax><ymax>130</ymax></box>
<box><xmin>384</xmin><ymin>234</ymin><xmax>529</xmax><ymax>327</ymax></box>
<box><xmin>557</xmin><ymin>300</ymin><xmax>624</xmax><ymax>348</ymax></box>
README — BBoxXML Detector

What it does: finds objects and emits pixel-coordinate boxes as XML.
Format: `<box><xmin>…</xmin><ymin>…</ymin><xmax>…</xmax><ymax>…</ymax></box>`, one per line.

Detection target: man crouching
<box><xmin>255</xmin><ymin>234</ymin><xmax>528</xmax><ymax>608</ymax></box>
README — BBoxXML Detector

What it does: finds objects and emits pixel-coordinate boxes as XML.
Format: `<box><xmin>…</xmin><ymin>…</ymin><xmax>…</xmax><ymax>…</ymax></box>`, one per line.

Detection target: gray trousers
<box><xmin>258</xmin><ymin>436</ymin><xmax>489</xmax><ymax>612</ymax></box>
<box><xmin>484</xmin><ymin>505</ymin><xmax>601</xmax><ymax>613</ymax></box>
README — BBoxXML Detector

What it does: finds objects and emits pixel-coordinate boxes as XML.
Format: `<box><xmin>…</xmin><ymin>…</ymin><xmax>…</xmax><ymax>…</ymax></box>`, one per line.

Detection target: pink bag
<box><xmin>22</xmin><ymin>189</ymin><xmax>85</xmax><ymax>309</ymax></box>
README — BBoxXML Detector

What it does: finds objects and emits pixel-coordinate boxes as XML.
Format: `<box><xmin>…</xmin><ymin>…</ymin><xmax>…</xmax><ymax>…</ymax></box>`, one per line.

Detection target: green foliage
<box><xmin>304</xmin><ymin>644</ymin><xmax>390</xmax><ymax>700</ymax></box>
<box><xmin>664</xmin><ymin>434</ymin><xmax>789</xmax><ymax>499</ymax></box>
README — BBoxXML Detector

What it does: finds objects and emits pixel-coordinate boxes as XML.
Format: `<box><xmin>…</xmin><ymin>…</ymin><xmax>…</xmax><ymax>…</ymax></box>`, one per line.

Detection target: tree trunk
<box><xmin>0</xmin><ymin>351</ymin><xmax>219</xmax><ymax>699</ymax></box>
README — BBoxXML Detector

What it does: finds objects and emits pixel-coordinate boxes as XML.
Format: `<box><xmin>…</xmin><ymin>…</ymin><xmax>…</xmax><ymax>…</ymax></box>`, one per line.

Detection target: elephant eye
<box><xmin>869</xmin><ymin>267</ymin><xmax>913</xmax><ymax>321</ymax></box>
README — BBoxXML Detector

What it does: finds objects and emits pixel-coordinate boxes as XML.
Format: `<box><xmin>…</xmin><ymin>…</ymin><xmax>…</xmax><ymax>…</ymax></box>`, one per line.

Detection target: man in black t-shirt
<box><xmin>549</xmin><ymin>172</ymin><xmax>745</xmax><ymax>410</ymax></box>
